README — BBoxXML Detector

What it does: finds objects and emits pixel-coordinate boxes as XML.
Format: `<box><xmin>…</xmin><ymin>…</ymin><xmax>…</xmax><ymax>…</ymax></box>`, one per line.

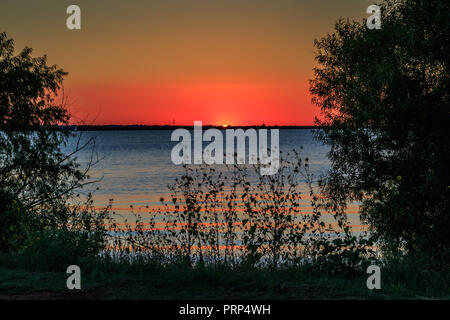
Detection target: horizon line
<box><xmin>62</xmin><ymin>124</ymin><xmax>319</xmax><ymax>131</ymax></box>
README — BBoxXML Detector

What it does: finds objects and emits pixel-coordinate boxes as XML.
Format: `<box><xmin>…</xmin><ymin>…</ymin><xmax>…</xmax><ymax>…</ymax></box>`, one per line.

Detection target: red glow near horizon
<box><xmin>2</xmin><ymin>0</ymin><xmax>375</xmax><ymax>127</ymax></box>
<box><xmin>67</xmin><ymin>82</ymin><xmax>317</xmax><ymax>126</ymax></box>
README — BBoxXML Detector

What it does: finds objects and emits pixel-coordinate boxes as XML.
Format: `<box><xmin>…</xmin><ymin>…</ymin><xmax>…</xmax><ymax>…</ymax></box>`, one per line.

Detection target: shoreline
<box><xmin>61</xmin><ymin>125</ymin><xmax>320</xmax><ymax>131</ymax></box>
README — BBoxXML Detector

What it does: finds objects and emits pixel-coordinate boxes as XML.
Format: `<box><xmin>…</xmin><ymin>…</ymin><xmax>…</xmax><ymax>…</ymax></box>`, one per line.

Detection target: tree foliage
<box><xmin>0</xmin><ymin>32</ymin><xmax>103</xmax><ymax>253</ymax></box>
<box><xmin>310</xmin><ymin>0</ymin><xmax>450</xmax><ymax>261</ymax></box>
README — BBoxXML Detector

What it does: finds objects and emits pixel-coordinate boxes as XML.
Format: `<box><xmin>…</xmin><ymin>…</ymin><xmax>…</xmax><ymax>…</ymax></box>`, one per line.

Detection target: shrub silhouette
<box><xmin>0</xmin><ymin>32</ymin><xmax>106</xmax><ymax>261</ymax></box>
<box><xmin>310</xmin><ymin>0</ymin><xmax>450</xmax><ymax>264</ymax></box>
<box><xmin>109</xmin><ymin>152</ymin><xmax>373</xmax><ymax>274</ymax></box>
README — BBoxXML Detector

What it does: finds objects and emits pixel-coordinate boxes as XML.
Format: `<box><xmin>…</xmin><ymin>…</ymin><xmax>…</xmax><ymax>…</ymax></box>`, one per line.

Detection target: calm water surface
<box><xmin>67</xmin><ymin>129</ymin><xmax>326</xmax><ymax>204</ymax></box>
<box><xmin>65</xmin><ymin>129</ymin><xmax>362</xmax><ymax>229</ymax></box>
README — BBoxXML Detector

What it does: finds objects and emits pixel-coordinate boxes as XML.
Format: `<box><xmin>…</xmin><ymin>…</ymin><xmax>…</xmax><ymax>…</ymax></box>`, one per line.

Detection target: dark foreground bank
<box><xmin>1</xmin><ymin>262</ymin><xmax>448</xmax><ymax>300</ymax></box>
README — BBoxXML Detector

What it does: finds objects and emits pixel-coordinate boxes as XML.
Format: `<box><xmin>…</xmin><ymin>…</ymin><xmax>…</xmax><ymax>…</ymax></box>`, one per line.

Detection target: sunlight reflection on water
<box><xmin>64</xmin><ymin>129</ymin><xmax>363</xmax><ymax>231</ymax></box>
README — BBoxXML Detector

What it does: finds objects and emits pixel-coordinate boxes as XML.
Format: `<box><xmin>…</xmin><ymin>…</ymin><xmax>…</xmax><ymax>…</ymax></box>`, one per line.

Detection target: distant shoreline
<box><xmin>61</xmin><ymin>125</ymin><xmax>319</xmax><ymax>131</ymax></box>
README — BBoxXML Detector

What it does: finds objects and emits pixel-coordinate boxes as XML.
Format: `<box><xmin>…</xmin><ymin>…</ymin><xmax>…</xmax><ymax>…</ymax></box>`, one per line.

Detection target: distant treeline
<box><xmin>60</xmin><ymin>125</ymin><xmax>319</xmax><ymax>131</ymax></box>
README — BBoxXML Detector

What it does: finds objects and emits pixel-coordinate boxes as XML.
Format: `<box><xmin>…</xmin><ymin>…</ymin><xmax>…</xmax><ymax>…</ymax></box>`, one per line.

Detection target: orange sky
<box><xmin>0</xmin><ymin>0</ymin><xmax>374</xmax><ymax>125</ymax></box>
<box><xmin>69</xmin><ymin>82</ymin><xmax>314</xmax><ymax>126</ymax></box>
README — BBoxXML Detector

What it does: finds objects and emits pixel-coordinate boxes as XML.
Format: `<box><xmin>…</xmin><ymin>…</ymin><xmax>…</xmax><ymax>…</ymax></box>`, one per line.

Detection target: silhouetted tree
<box><xmin>310</xmin><ymin>0</ymin><xmax>449</xmax><ymax>262</ymax></box>
<box><xmin>0</xmin><ymin>32</ymin><xmax>98</xmax><ymax>252</ymax></box>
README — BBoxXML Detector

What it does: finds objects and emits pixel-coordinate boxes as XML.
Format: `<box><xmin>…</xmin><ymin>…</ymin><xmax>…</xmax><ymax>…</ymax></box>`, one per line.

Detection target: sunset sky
<box><xmin>0</xmin><ymin>0</ymin><xmax>373</xmax><ymax>125</ymax></box>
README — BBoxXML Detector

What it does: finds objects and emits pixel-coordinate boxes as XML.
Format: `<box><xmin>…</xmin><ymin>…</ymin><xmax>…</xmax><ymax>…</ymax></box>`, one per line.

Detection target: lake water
<box><xmin>65</xmin><ymin>129</ymin><xmax>362</xmax><ymax>230</ymax></box>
